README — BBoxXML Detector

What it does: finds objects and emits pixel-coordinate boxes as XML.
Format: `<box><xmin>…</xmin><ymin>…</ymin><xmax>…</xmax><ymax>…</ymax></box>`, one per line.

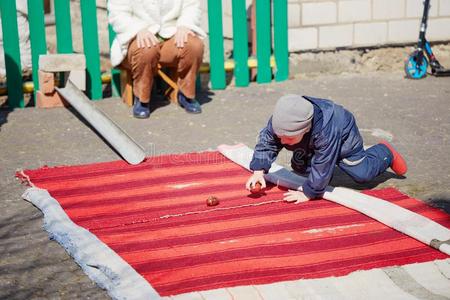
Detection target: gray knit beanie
<box><xmin>272</xmin><ymin>94</ymin><xmax>313</xmax><ymax>137</ymax></box>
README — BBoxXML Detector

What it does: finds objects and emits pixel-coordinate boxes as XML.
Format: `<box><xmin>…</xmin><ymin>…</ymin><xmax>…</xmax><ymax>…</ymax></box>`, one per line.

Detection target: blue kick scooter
<box><xmin>405</xmin><ymin>0</ymin><xmax>450</xmax><ymax>79</ymax></box>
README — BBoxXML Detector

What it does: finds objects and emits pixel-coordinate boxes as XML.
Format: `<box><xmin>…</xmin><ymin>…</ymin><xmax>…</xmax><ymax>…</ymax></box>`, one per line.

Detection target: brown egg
<box><xmin>251</xmin><ymin>182</ymin><xmax>262</xmax><ymax>193</ymax></box>
<box><xmin>206</xmin><ymin>196</ymin><xmax>220</xmax><ymax>206</ymax></box>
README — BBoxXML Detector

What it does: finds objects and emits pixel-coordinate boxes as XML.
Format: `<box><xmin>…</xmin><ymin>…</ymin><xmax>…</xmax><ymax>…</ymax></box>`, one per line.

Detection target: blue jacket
<box><xmin>249</xmin><ymin>96</ymin><xmax>363</xmax><ymax>199</ymax></box>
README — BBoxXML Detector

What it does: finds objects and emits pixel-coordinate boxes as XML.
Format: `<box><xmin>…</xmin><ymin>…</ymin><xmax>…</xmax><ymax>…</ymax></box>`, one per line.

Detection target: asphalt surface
<box><xmin>1</xmin><ymin>71</ymin><xmax>449</xmax><ymax>299</ymax></box>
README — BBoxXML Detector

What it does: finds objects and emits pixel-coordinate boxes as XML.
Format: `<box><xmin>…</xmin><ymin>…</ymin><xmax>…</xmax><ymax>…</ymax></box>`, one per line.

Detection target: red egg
<box><xmin>251</xmin><ymin>182</ymin><xmax>262</xmax><ymax>193</ymax></box>
<box><xmin>206</xmin><ymin>196</ymin><xmax>220</xmax><ymax>206</ymax></box>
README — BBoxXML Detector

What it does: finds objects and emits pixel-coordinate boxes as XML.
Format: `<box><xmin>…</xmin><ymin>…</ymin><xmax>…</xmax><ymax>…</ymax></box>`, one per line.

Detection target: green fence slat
<box><xmin>207</xmin><ymin>0</ymin><xmax>226</xmax><ymax>89</ymax></box>
<box><xmin>54</xmin><ymin>0</ymin><xmax>73</xmax><ymax>53</ymax></box>
<box><xmin>273</xmin><ymin>0</ymin><xmax>288</xmax><ymax>82</ymax></box>
<box><xmin>108</xmin><ymin>23</ymin><xmax>120</xmax><ymax>97</ymax></box>
<box><xmin>255</xmin><ymin>0</ymin><xmax>272</xmax><ymax>83</ymax></box>
<box><xmin>232</xmin><ymin>0</ymin><xmax>249</xmax><ymax>87</ymax></box>
<box><xmin>0</xmin><ymin>0</ymin><xmax>24</xmax><ymax>108</ymax></box>
<box><xmin>27</xmin><ymin>0</ymin><xmax>47</xmax><ymax>100</ymax></box>
<box><xmin>54</xmin><ymin>0</ymin><xmax>73</xmax><ymax>87</ymax></box>
<box><xmin>110</xmin><ymin>68</ymin><xmax>121</xmax><ymax>97</ymax></box>
<box><xmin>80</xmin><ymin>0</ymin><xmax>102</xmax><ymax>100</ymax></box>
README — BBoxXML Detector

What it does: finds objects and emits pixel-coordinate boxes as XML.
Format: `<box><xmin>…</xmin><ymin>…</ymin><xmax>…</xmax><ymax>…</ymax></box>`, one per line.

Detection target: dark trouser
<box><xmin>291</xmin><ymin>144</ymin><xmax>393</xmax><ymax>184</ymax></box>
<box><xmin>337</xmin><ymin>143</ymin><xmax>392</xmax><ymax>183</ymax></box>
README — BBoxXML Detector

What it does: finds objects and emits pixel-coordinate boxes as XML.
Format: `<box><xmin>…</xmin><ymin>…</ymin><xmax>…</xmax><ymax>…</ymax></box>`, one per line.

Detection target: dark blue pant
<box><xmin>291</xmin><ymin>144</ymin><xmax>392</xmax><ymax>184</ymax></box>
<box><xmin>337</xmin><ymin>143</ymin><xmax>392</xmax><ymax>183</ymax></box>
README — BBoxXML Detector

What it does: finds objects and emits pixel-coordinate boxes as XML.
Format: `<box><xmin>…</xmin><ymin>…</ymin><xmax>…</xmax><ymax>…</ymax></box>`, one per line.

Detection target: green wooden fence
<box><xmin>0</xmin><ymin>0</ymin><xmax>24</xmax><ymax>108</ymax></box>
<box><xmin>1</xmin><ymin>0</ymin><xmax>288</xmax><ymax>108</ymax></box>
<box><xmin>1</xmin><ymin>0</ymin><xmax>104</xmax><ymax>107</ymax></box>
<box><xmin>207</xmin><ymin>0</ymin><xmax>288</xmax><ymax>89</ymax></box>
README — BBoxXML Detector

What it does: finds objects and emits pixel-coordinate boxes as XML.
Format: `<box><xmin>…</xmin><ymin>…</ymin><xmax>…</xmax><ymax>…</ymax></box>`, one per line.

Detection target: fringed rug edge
<box><xmin>21</xmin><ymin>187</ymin><xmax>162</xmax><ymax>300</ymax></box>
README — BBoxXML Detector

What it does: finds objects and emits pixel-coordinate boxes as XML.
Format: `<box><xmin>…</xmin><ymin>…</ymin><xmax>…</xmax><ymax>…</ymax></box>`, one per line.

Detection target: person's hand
<box><xmin>136</xmin><ymin>29</ymin><xmax>159</xmax><ymax>48</ymax></box>
<box><xmin>174</xmin><ymin>26</ymin><xmax>195</xmax><ymax>48</ymax></box>
<box><xmin>245</xmin><ymin>170</ymin><xmax>266</xmax><ymax>191</ymax></box>
<box><xmin>284</xmin><ymin>189</ymin><xmax>310</xmax><ymax>204</ymax></box>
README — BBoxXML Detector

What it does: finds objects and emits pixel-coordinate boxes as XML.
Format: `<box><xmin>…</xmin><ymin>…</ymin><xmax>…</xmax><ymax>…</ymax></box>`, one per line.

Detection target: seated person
<box><xmin>108</xmin><ymin>0</ymin><xmax>206</xmax><ymax>118</ymax></box>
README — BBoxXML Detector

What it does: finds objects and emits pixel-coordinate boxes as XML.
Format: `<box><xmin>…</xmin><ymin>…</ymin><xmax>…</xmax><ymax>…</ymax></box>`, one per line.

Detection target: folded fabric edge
<box><xmin>21</xmin><ymin>187</ymin><xmax>162</xmax><ymax>300</ymax></box>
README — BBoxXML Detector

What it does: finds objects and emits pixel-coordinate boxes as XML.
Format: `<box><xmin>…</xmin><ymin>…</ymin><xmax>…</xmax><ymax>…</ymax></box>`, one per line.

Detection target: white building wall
<box><xmin>199</xmin><ymin>0</ymin><xmax>450</xmax><ymax>52</ymax></box>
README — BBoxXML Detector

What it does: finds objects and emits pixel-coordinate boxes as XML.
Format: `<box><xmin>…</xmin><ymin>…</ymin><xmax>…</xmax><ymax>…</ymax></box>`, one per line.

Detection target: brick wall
<box><xmin>200</xmin><ymin>0</ymin><xmax>450</xmax><ymax>52</ymax></box>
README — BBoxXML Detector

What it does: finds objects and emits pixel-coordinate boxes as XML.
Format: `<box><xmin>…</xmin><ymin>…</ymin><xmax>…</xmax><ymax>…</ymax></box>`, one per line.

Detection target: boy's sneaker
<box><xmin>380</xmin><ymin>140</ymin><xmax>407</xmax><ymax>176</ymax></box>
<box><xmin>133</xmin><ymin>96</ymin><xmax>150</xmax><ymax>119</ymax></box>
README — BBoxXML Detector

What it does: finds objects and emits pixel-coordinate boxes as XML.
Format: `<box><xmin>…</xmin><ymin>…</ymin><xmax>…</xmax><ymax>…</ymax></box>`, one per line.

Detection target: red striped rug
<box><xmin>19</xmin><ymin>151</ymin><xmax>449</xmax><ymax>296</ymax></box>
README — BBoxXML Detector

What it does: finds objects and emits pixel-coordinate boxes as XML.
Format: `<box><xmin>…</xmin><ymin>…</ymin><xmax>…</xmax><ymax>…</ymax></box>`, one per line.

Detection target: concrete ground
<box><xmin>0</xmin><ymin>71</ymin><xmax>449</xmax><ymax>299</ymax></box>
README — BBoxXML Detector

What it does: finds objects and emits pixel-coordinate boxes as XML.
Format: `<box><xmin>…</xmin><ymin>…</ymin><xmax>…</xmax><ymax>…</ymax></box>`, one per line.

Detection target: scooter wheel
<box><xmin>404</xmin><ymin>52</ymin><xmax>428</xmax><ymax>79</ymax></box>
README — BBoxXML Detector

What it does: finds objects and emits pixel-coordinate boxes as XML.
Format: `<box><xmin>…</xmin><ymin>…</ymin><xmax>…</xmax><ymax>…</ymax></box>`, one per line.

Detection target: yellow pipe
<box><xmin>101</xmin><ymin>73</ymin><xmax>111</xmax><ymax>83</ymax></box>
<box><xmin>0</xmin><ymin>81</ymin><xmax>35</xmax><ymax>95</ymax></box>
<box><xmin>102</xmin><ymin>56</ymin><xmax>276</xmax><ymax>82</ymax></box>
<box><xmin>200</xmin><ymin>55</ymin><xmax>276</xmax><ymax>73</ymax></box>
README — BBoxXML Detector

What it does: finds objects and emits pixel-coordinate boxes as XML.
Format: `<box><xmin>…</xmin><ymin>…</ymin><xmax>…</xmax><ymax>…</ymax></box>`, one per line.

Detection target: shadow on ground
<box><xmin>66</xmin><ymin>106</ymin><xmax>126</xmax><ymax>160</ymax></box>
<box><xmin>425</xmin><ymin>197</ymin><xmax>450</xmax><ymax>214</ymax></box>
<box><xmin>0</xmin><ymin>205</ymin><xmax>108</xmax><ymax>300</ymax></box>
<box><xmin>0</xmin><ymin>109</ymin><xmax>12</xmax><ymax>132</ymax></box>
<box><xmin>105</xmin><ymin>82</ymin><xmax>215</xmax><ymax>114</ymax></box>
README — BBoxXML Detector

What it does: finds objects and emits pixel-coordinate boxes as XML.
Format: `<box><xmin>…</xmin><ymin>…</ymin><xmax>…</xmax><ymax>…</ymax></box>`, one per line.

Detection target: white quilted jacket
<box><xmin>108</xmin><ymin>0</ymin><xmax>206</xmax><ymax>67</ymax></box>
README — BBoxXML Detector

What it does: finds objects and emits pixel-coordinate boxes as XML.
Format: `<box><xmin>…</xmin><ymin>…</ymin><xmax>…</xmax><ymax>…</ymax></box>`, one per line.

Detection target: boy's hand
<box><xmin>245</xmin><ymin>170</ymin><xmax>266</xmax><ymax>191</ymax></box>
<box><xmin>284</xmin><ymin>189</ymin><xmax>310</xmax><ymax>204</ymax></box>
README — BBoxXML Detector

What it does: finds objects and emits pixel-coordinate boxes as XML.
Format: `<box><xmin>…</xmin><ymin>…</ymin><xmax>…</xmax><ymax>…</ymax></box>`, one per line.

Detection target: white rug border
<box><xmin>22</xmin><ymin>187</ymin><xmax>161</xmax><ymax>300</ymax></box>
